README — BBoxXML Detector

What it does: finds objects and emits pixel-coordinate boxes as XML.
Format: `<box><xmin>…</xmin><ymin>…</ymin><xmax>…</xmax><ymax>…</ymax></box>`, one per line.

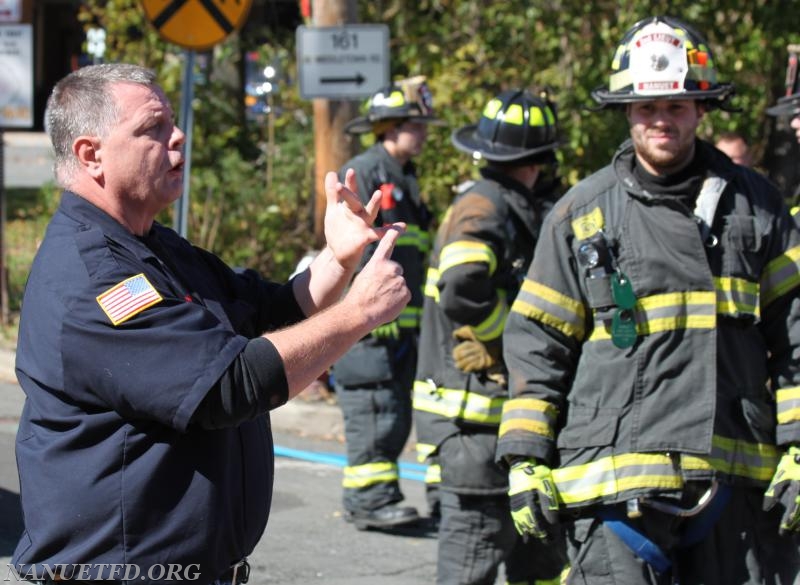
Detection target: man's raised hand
<box><xmin>345</xmin><ymin>226</ymin><xmax>411</xmax><ymax>330</ymax></box>
<box><xmin>323</xmin><ymin>170</ymin><xmax>379</xmax><ymax>270</ymax></box>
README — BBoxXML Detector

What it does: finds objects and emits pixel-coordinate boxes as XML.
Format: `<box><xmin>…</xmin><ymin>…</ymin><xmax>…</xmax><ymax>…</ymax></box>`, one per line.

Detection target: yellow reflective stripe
<box><xmin>416</xmin><ymin>442</ymin><xmax>436</xmax><ymax>462</ymax></box>
<box><xmin>508</xmin><ymin>575</ymin><xmax>564</xmax><ymax>585</ymax></box>
<box><xmin>552</xmin><ymin>453</ymin><xmax>682</xmax><ymax>506</ymax></box>
<box><xmin>398</xmin><ymin>305</ymin><xmax>421</xmax><ymax>329</ymax></box>
<box><xmin>413</xmin><ymin>380</ymin><xmax>505</xmax><ymax>425</ymax></box>
<box><xmin>372</xmin><ymin>89</ymin><xmax>405</xmax><ymax>108</ymax></box>
<box><xmin>589</xmin><ymin>291</ymin><xmax>716</xmax><ymax>341</ymax></box>
<box><xmin>791</xmin><ymin>206</ymin><xmax>800</xmax><ymax>216</ymax></box>
<box><xmin>425</xmin><ymin>463</ymin><xmax>441</xmax><ymax>485</ymax></box>
<box><xmin>472</xmin><ymin>293</ymin><xmax>508</xmax><ymax>341</ymax></box>
<box><xmin>342</xmin><ymin>461</ymin><xmax>399</xmax><ymax>488</ymax></box>
<box><xmin>499</xmin><ymin>418</ymin><xmax>554</xmax><ymax>439</ymax></box>
<box><xmin>499</xmin><ymin>397</ymin><xmax>558</xmax><ymax>441</ymax></box>
<box><xmin>560</xmin><ymin>566</ymin><xmax>571</xmax><ymax>585</ymax></box>
<box><xmin>681</xmin><ymin>435</ymin><xmax>779</xmax><ymax>482</ymax></box>
<box><xmin>483</xmin><ymin>98</ymin><xmax>503</xmax><ymax>120</ymax></box>
<box><xmin>777</xmin><ymin>386</ymin><xmax>800</xmax><ymax>425</ymax></box>
<box><xmin>571</xmin><ymin>207</ymin><xmax>604</xmax><ymax>240</ymax></box>
<box><xmin>491</xmin><ymin>102</ymin><xmax>553</xmax><ymax>127</ymax></box>
<box><xmin>504</xmin><ymin>104</ymin><xmax>525</xmax><ymax>125</ymax></box>
<box><xmin>512</xmin><ymin>279</ymin><xmax>586</xmax><ymax>340</ymax></box>
<box><xmin>419</xmin><ymin>230</ymin><xmax>431</xmax><ymax>254</ymax></box>
<box><xmin>551</xmin><ymin>435</ymin><xmax>778</xmax><ymax>505</ymax></box>
<box><xmin>396</xmin><ymin>225</ymin><xmax>430</xmax><ymax>252</ymax></box>
<box><xmin>439</xmin><ymin>240</ymin><xmax>497</xmax><ymax>276</ymax></box>
<box><xmin>761</xmin><ymin>245</ymin><xmax>800</xmax><ymax>307</ymax></box>
<box><xmin>425</xmin><ymin>267</ymin><xmax>440</xmax><ymax>301</ymax></box>
<box><xmin>714</xmin><ymin>276</ymin><xmax>759</xmax><ymax>317</ymax></box>
<box><xmin>609</xmin><ymin>68</ymin><xmax>632</xmax><ymax>92</ymax></box>
<box><xmin>611</xmin><ymin>44</ymin><xmax>626</xmax><ymax>71</ymax></box>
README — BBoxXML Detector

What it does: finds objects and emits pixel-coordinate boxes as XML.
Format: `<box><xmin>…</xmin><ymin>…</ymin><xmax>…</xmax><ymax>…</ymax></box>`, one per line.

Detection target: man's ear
<box><xmin>73</xmin><ymin>135</ymin><xmax>103</xmax><ymax>179</ymax></box>
<box><xmin>696</xmin><ymin>102</ymin><xmax>708</xmax><ymax>119</ymax></box>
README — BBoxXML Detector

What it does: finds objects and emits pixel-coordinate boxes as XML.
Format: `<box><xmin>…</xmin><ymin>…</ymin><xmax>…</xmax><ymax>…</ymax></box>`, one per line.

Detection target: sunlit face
<box><xmin>392</xmin><ymin>120</ymin><xmax>428</xmax><ymax>160</ymax></box>
<box><xmin>626</xmin><ymin>99</ymin><xmax>705</xmax><ymax>175</ymax></box>
<box><xmin>98</xmin><ymin>82</ymin><xmax>185</xmax><ymax>214</ymax></box>
<box><xmin>715</xmin><ymin>137</ymin><xmax>752</xmax><ymax>167</ymax></box>
<box><xmin>791</xmin><ymin>115</ymin><xmax>800</xmax><ymax>144</ymax></box>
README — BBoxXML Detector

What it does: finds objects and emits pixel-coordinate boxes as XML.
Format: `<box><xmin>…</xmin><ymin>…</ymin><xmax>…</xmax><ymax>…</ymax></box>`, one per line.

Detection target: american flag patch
<box><xmin>96</xmin><ymin>273</ymin><xmax>162</xmax><ymax>325</ymax></box>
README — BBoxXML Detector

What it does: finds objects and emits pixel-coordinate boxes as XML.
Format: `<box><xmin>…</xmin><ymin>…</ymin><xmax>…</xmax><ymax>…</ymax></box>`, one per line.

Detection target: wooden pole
<box><xmin>311</xmin><ymin>0</ymin><xmax>359</xmax><ymax>247</ymax></box>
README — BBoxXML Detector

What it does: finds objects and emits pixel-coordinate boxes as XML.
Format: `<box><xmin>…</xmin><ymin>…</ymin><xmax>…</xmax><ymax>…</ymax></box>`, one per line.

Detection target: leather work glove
<box><xmin>764</xmin><ymin>445</ymin><xmax>800</xmax><ymax>535</ymax></box>
<box><xmin>508</xmin><ymin>459</ymin><xmax>560</xmax><ymax>541</ymax></box>
<box><xmin>372</xmin><ymin>320</ymin><xmax>400</xmax><ymax>340</ymax></box>
<box><xmin>452</xmin><ymin>325</ymin><xmax>502</xmax><ymax>373</ymax></box>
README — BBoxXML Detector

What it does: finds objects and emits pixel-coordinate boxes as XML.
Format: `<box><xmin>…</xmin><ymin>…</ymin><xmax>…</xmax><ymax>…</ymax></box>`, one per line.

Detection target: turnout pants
<box><xmin>435</xmin><ymin>432</ymin><xmax>567</xmax><ymax>585</ymax></box>
<box><xmin>334</xmin><ymin>338</ymin><xmax>416</xmax><ymax>513</ymax></box>
<box><xmin>437</xmin><ymin>491</ymin><xmax>566</xmax><ymax>585</ymax></box>
<box><xmin>564</xmin><ymin>487</ymin><xmax>800</xmax><ymax>584</ymax></box>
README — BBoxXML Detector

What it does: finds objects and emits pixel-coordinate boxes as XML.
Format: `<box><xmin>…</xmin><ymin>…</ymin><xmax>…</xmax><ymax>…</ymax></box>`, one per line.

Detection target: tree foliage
<box><xmin>79</xmin><ymin>0</ymin><xmax>314</xmax><ymax>279</ymax></box>
<box><xmin>74</xmin><ymin>0</ymin><xmax>800</xmax><ymax>281</ymax></box>
<box><xmin>362</xmin><ymin>0</ymin><xmax>800</xmax><ymax>212</ymax></box>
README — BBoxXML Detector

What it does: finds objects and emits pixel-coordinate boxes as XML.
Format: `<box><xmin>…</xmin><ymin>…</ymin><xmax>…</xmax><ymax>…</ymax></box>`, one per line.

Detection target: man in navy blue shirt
<box><xmin>11</xmin><ymin>63</ymin><xmax>410</xmax><ymax>584</ymax></box>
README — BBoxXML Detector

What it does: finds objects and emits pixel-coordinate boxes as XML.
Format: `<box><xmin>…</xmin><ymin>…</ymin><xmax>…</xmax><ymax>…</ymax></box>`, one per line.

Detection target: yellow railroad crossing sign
<box><xmin>141</xmin><ymin>0</ymin><xmax>252</xmax><ymax>51</ymax></box>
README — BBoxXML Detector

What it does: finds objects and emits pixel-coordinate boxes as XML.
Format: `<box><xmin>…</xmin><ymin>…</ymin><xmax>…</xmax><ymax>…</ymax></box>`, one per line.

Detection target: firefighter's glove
<box><xmin>508</xmin><ymin>459</ymin><xmax>560</xmax><ymax>541</ymax></box>
<box><xmin>764</xmin><ymin>445</ymin><xmax>800</xmax><ymax>535</ymax></box>
<box><xmin>451</xmin><ymin>326</ymin><xmax>501</xmax><ymax>373</ymax></box>
<box><xmin>372</xmin><ymin>320</ymin><xmax>400</xmax><ymax>340</ymax></box>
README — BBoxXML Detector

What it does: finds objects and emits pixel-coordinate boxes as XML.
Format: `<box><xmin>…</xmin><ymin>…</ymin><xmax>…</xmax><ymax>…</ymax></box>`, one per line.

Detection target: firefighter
<box><xmin>767</xmin><ymin>44</ymin><xmax>800</xmax><ymax>143</ymax></box>
<box><xmin>496</xmin><ymin>16</ymin><xmax>800</xmax><ymax>584</ymax></box>
<box><xmin>768</xmin><ymin>45</ymin><xmax>800</xmax><ymax>214</ymax></box>
<box><xmin>332</xmin><ymin>77</ymin><xmax>439</xmax><ymax>531</ymax></box>
<box><xmin>414</xmin><ymin>89</ymin><xmax>567</xmax><ymax>585</ymax></box>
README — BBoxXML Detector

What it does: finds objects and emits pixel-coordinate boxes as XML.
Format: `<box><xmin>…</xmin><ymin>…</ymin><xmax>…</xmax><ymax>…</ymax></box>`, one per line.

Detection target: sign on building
<box><xmin>0</xmin><ymin>24</ymin><xmax>33</xmax><ymax>128</ymax></box>
<box><xmin>0</xmin><ymin>0</ymin><xmax>21</xmax><ymax>23</ymax></box>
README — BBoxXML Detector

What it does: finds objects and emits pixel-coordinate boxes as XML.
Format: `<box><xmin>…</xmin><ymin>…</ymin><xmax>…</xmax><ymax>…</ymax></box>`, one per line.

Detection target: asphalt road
<box><xmin>0</xmin><ymin>378</ymin><xmax>443</xmax><ymax>584</ymax></box>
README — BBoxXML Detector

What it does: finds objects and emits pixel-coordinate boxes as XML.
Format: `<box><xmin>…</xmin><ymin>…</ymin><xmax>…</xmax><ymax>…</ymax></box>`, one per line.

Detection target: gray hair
<box><xmin>44</xmin><ymin>63</ymin><xmax>158</xmax><ymax>186</ymax></box>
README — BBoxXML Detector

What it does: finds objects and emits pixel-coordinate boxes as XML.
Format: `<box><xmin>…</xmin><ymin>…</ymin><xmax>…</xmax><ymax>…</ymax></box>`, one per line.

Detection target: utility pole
<box><xmin>311</xmin><ymin>0</ymin><xmax>359</xmax><ymax>246</ymax></box>
<box><xmin>0</xmin><ymin>131</ymin><xmax>7</xmax><ymax>325</ymax></box>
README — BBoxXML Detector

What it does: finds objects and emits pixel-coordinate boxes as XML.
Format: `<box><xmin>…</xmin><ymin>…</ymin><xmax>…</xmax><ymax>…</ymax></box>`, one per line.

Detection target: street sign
<box><xmin>141</xmin><ymin>0</ymin><xmax>252</xmax><ymax>51</ymax></box>
<box><xmin>297</xmin><ymin>24</ymin><xmax>389</xmax><ymax>100</ymax></box>
<box><xmin>0</xmin><ymin>24</ymin><xmax>33</xmax><ymax>128</ymax></box>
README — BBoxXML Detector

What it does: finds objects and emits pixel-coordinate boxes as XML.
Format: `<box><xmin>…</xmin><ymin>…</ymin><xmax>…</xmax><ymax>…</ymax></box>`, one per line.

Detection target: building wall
<box><xmin>3</xmin><ymin>0</ymin><xmax>79</xmax><ymax>188</ymax></box>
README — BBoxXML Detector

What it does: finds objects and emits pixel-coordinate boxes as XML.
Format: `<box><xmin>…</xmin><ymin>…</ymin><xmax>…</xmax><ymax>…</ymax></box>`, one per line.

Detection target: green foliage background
<box><xmin>68</xmin><ymin>0</ymin><xmax>800</xmax><ymax>285</ymax></box>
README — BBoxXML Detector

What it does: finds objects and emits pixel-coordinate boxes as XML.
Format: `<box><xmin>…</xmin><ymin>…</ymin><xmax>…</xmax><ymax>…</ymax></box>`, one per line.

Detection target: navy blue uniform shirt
<box><xmin>12</xmin><ymin>191</ymin><xmax>304</xmax><ymax>582</ymax></box>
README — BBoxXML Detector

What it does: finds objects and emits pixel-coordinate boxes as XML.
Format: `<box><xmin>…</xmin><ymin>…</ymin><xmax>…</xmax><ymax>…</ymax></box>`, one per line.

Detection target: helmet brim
<box><xmin>767</xmin><ymin>95</ymin><xmax>800</xmax><ymax>117</ymax></box>
<box><xmin>344</xmin><ymin>114</ymin><xmax>444</xmax><ymax>135</ymax></box>
<box><xmin>591</xmin><ymin>84</ymin><xmax>735</xmax><ymax>109</ymax></box>
<box><xmin>451</xmin><ymin>124</ymin><xmax>559</xmax><ymax>163</ymax></box>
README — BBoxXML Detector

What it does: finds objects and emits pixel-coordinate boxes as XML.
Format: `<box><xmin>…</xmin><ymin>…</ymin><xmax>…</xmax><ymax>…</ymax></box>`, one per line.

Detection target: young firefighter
<box><xmin>332</xmin><ymin>77</ymin><xmax>439</xmax><ymax>531</ymax></box>
<box><xmin>496</xmin><ymin>16</ymin><xmax>800</xmax><ymax>584</ymax></box>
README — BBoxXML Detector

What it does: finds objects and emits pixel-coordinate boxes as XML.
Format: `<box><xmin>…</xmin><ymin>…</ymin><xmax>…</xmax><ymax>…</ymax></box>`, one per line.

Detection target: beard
<box><xmin>631</xmin><ymin>131</ymin><xmax>696</xmax><ymax>175</ymax></box>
